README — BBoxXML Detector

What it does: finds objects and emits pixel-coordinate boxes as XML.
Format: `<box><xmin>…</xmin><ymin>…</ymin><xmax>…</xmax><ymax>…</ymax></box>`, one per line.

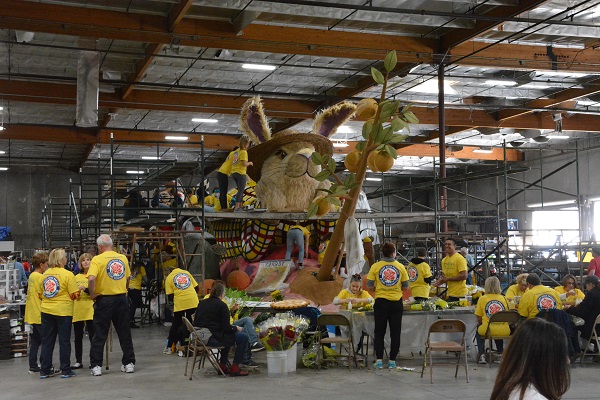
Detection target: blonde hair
<box><xmin>515</xmin><ymin>273</ymin><xmax>529</xmax><ymax>285</ymax></box>
<box><xmin>79</xmin><ymin>252</ymin><xmax>92</xmax><ymax>264</ymax></box>
<box><xmin>48</xmin><ymin>248</ymin><xmax>66</xmax><ymax>268</ymax></box>
<box><xmin>484</xmin><ymin>276</ymin><xmax>502</xmax><ymax>295</ymax></box>
<box><xmin>239</xmin><ymin>136</ymin><xmax>250</xmax><ymax>149</ymax></box>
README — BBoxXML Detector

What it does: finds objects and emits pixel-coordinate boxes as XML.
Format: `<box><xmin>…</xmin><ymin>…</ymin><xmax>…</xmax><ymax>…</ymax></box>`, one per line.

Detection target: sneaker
<box><xmin>374</xmin><ymin>360</ymin><xmax>383</xmax><ymax>369</ymax></box>
<box><xmin>250</xmin><ymin>342</ymin><xmax>265</xmax><ymax>352</ymax></box>
<box><xmin>61</xmin><ymin>371</ymin><xmax>76</xmax><ymax>378</ymax></box>
<box><xmin>71</xmin><ymin>363</ymin><xmax>83</xmax><ymax>370</ymax></box>
<box><xmin>162</xmin><ymin>347</ymin><xmax>173</xmax><ymax>355</ymax></box>
<box><xmin>121</xmin><ymin>363</ymin><xmax>135</xmax><ymax>373</ymax></box>
<box><xmin>241</xmin><ymin>360</ymin><xmax>260</xmax><ymax>369</ymax></box>
<box><xmin>91</xmin><ymin>366</ymin><xmax>102</xmax><ymax>376</ymax></box>
<box><xmin>39</xmin><ymin>371</ymin><xmax>55</xmax><ymax>379</ymax></box>
<box><xmin>478</xmin><ymin>354</ymin><xmax>487</xmax><ymax>365</ymax></box>
<box><xmin>28</xmin><ymin>367</ymin><xmax>41</xmax><ymax>374</ymax></box>
<box><xmin>178</xmin><ymin>351</ymin><xmax>185</xmax><ymax>357</ymax></box>
<box><xmin>228</xmin><ymin>364</ymin><xmax>249</xmax><ymax>376</ymax></box>
<box><xmin>388</xmin><ymin>360</ymin><xmax>396</xmax><ymax>369</ymax></box>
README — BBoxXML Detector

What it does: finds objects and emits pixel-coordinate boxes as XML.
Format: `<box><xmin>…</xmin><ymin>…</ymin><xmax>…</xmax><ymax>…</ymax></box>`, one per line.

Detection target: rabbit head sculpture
<box><xmin>241</xmin><ymin>96</ymin><xmax>356</xmax><ymax>212</ymax></box>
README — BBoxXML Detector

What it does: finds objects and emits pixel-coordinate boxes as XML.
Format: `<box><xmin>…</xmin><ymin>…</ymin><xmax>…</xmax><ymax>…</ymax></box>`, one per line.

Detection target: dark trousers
<box><xmin>28</xmin><ymin>323</ymin><xmax>42</xmax><ymax>370</ymax></box>
<box><xmin>231</xmin><ymin>173</ymin><xmax>246</xmax><ymax>205</ymax></box>
<box><xmin>373</xmin><ymin>298</ymin><xmax>403</xmax><ymax>361</ymax></box>
<box><xmin>128</xmin><ymin>288</ymin><xmax>142</xmax><ymax>322</ymax></box>
<box><xmin>73</xmin><ymin>320</ymin><xmax>95</xmax><ymax>364</ymax></box>
<box><xmin>167</xmin><ymin>308</ymin><xmax>196</xmax><ymax>348</ymax></box>
<box><xmin>207</xmin><ymin>331</ymin><xmax>249</xmax><ymax>366</ymax></box>
<box><xmin>40</xmin><ymin>313</ymin><xmax>72</xmax><ymax>374</ymax></box>
<box><xmin>475</xmin><ymin>331</ymin><xmax>504</xmax><ymax>355</ymax></box>
<box><xmin>217</xmin><ymin>172</ymin><xmax>229</xmax><ymax>210</ymax></box>
<box><xmin>90</xmin><ymin>294</ymin><xmax>136</xmax><ymax>368</ymax></box>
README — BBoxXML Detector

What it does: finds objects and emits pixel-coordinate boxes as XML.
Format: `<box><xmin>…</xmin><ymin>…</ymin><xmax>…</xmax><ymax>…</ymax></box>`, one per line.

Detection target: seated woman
<box><xmin>474</xmin><ymin>276</ymin><xmax>510</xmax><ymax>365</ymax></box>
<box><xmin>505</xmin><ymin>273</ymin><xmax>528</xmax><ymax>299</ymax></box>
<box><xmin>554</xmin><ymin>274</ymin><xmax>585</xmax><ymax>307</ymax></box>
<box><xmin>193</xmin><ymin>282</ymin><xmax>249</xmax><ymax>376</ymax></box>
<box><xmin>566</xmin><ymin>275</ymin><xmax>600</xmax><ymax>359</ymax></box>
<box><xmin>333</xmin><ymin>274</ymin><xmax>373</xmax><ymax>309</ymax></box>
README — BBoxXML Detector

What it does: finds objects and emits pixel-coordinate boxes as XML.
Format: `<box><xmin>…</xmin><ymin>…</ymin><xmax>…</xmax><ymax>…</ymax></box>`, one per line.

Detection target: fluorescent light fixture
<box><xmin>333</xmin><ymin>142</ymin><xmax>349</xmax><ymax>148</ymax></box>
<box><xmin>560</xmin><ymin>207</ymin><xmax>579</xmax><ymax>211</ymax></box>
<box><xmin>484</xmin><ymin>80</ymin><xmax>518</xmax><ymax>86</ymax></box>
<box><xmin>242</xmin><ymin>63</ymin><xmax>277</xmax><ymax>71</ymax></box>
<box><xmin>527</xmin><ymin>199</ymin><xmax>575</xmax><ymax>208</ymax></box>
<box><xmin>0</xmin><ymin>167</ymin><xmax>8</xmax><ymax>171</ymax></box>
<box><xmin>336</xmin><ymin>125</ymin><xmax>353</xmax><ymax>134</ymax></box>
<box><xmin>403</xmin><ymin>166</ymin><xmax>421</xmax><ymax>170</ymax></box>
<box><xmin>365</xmin><ymin>177</ymin><xmax>382</xmax><ymax>181</ymax></box>
<box><xmin>165</xmin><ymin>136</ymin><xmax>188</xmax><ymax>141</ymax></box>
<box><xmin>0</xmin><ymin>151</ymin><xmax>4</xmax><ymax>154</ymax></box>
<box><xmin>191</xmin><ymin>118</ymin><xmax>218</xmax><ymax>123</ymax></box>
<box><xmin>126</xmin><ymin>170</ymin><xmax>145</xmax><ymax>174</ymax></box>
<box><xmin>408</xmin><ymin>79</ymin><xmax>458</xmax><ymax>95</ymax></box>
<box><xmin>548</xmin><ymin>135</ymin><xmax>569</xmax><ymax>139</ymax></box>
<box><xmin>141</xmin><ymin>156</ymin><xmax>160</xmax><ymax>160</ymax></box>
<box><xmin>0</xmin><ymin>106</ymin><xmax>3</xmax><ymax>111</ymax></box>
<box><xmin>473</xmin><ymin>147</ymin><xmax>493</xmax><ymax>154</ymax></box>
<box><xmin>0</xmin><ymin>127</ymin><xmax>4</xmax><ymax>131</ymax></box>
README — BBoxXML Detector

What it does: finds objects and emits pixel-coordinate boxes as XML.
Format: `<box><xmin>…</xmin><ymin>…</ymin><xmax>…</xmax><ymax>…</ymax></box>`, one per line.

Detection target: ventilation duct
<box><xmin>76</xmin><ymin>52</ymin><xmax>99</xmax><ymax>127</ymax></box>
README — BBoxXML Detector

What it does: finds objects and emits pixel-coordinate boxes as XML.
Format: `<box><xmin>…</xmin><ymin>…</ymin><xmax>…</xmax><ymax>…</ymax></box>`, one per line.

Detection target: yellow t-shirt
<box><xmin>318</xmin><ymin>240</ymin><xmax>329</xmax><ymax>265</ymax></box>
<box><xmin>554</xmin><ymin>286</ymin><xmax>585</xmax><ymax>305</ymax></box>
<box><xmin>441</xmin><ymin>252</ymin><xmax>468</xmax><ymax>298</ymax></box>
<box><xmin>407</xmin><ymin>260</ymin><xmax>432</xmax><ymax>299</ymax></box>
<box><xmin>518</xmin><ymin>285</ymin><xmax>563</xmax><ymax>319</ymax></box>
<box><xmin>165</xmin><ymin>268</ymin><xmax>199</xmax><ymax>312</ymax></box>
<box><xmin>505</xmin><ymin>284</ymin><xmax>527</xmax><ymax>299</ymax></box>
<box><xmin>40</xmin><ymin>267</ymin><xmax>77</xmax><ymax>317</ymax></box>
<box><xmin>88</xmin><ymin>251</ymin><xmax>131</xmax><ymax>295</ymax></box>
<box><xmin>475</xmin><ymin>294</ymin><xmax>511</xmax><ymax>337</ymax></box>
<box><xmin>367</xmin><ymin>259</ymin><xmax>409</xmax><ymax>301</ymax></box>
<box><xmin>335</xmin><ymin>288</ymin><xmax>373</xmax><ymax>303</ymax></box>
<box><xmin>289</xmin><ymin>225</ymin><xmax>310</xmax><ymax>237</ymax></box>
<box><xmin>230</xmin><ymin>149</ymin><xmax>248</xmax><ymax>175</ymax></box>
<box><xmin>218</xmin><ymin>151</ymin><xmax>234</xmax><ymax>175</ymax></box>
<box><xmin>24</xmin><ymin>271</ymin><xmax>44</xmax><ymax>325</ymax></box>
<box><xmin>73</xmin><ymin>273</ymin><xmax>94</xmax><ymax>322</ymax></box>
<box><xmin>129</xmin><ymin>266</ymin><xmax>146</xmax><ymax>290</ymax></box>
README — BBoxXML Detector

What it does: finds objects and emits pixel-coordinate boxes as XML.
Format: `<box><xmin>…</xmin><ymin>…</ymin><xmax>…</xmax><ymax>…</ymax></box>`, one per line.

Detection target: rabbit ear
<box><xmin>240</xmin><ymin>96</ymin><xmax>271</xmax><ymax>144</ymax></box>
<box><xmin>312</xmin><ymin>101</ymin><xmax>356</xmax><ymax>138</ymax></box>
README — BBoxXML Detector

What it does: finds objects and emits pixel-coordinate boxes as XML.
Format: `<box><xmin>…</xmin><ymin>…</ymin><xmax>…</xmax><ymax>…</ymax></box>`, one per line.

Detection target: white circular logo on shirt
<box><xmin>484</xmin><ymin>300</ymin><xmax>506</xmax><ymax>317</ymax></box>
<box><xmin>536</xmin><ymin>294</ymin><xmax>557</xmax><ymax>311</ymax></box>
<box><xmin>407</xmin><ymin>266</ymin><xmax>418</xmax><ymax>282</ymax></box>
<box><xmin>106</xmin><ymin>259</ymin><xmax>126</xmax><ymax>280</ymax></box>
<box><xmin>378</xmin><ymin>264</ymin><xmax>400</xmax><ymax>287</ymax></box>
<box><xmin>173</xmin><ymin>273</ymin><xmax>191</xmax><ymax>290</ymax></box>
<box><xmin>43</xmin><ymin>276</ymin><xmax>60</xmax><ymax>298</ymax></box>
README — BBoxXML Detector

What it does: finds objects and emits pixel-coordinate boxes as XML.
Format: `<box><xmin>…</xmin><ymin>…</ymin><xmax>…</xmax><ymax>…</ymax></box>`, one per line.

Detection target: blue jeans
<box><xmin>90</xmin><ymin>294</ymin><xmax>136</xmax><ymax>368</ymax></box>
<box><xmin>207</xmin><ymin>331</ymin><xmax>249</xmax><ymax>366</ymax></box>
<box><xmin>40</xmin><ymin>313</ymin><xmax>72</xmax><ymax>374</ymax></box>
<box><xmin>286</xmin><ymin>229</ymin><xmax>305</xmax><ymax>264</ymax></box>
<box><xmin>28</xmin><ymin>324</ymin><xmax>42</xmax><ymax>370</ymax></box>
<box><xmin>233</xmin><ymin>317</ymin><xmax>256</xmax><ymax>363</ymax></box>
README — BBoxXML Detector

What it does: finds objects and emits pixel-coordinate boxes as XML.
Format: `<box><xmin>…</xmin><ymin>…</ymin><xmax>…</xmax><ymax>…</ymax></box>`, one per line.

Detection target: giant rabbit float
<box><xmin>213</xmin><ymin>96</ymin><xmax>356</xmax><ymax>261</ymax></box>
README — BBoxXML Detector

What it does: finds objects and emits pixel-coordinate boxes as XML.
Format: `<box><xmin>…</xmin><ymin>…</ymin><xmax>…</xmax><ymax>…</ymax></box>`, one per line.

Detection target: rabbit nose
<box><xmin>286</xmin><ymin>153</ymin><xmax>314</xmax><ymax>178</ymax></box>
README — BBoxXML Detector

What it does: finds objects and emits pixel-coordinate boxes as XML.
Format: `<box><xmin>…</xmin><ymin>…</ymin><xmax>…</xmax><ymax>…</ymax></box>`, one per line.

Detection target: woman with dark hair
<box><xmin>366</xmin><ymin>242</ymin><xmax>409</xmax><ymax>370</ymax></box>
<box><xmin>566</xmin><ymin>275</ymin><xmax>600</xmax><ymax>357</ymax></box>
<box><xmin>555</xmin><ymin>274</ymin><xmax>585</xmax><ymax>307</ymax></box>
<box><xmin>490</xmin><ymin>318</ymin><xmax>570</xmax><ymax>400</ymax></box>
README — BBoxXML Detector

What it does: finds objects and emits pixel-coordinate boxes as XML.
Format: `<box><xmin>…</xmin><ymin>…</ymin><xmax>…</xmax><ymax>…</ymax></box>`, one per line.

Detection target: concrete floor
<box><xmin>1</xmin><ymin>324</ymin><xmax>599</xmax><ymax>400</ymax></box>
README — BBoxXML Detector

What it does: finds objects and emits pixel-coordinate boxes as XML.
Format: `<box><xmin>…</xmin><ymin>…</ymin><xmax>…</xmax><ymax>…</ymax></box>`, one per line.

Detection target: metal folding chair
<box><xmin>421</xmin><ymin>319</ymin><xmax>469</xmax><ymax>384</ymax></box>
<box><xmin>581</xmin><ymin>314</ymin><xmax>600</xmax><ymax>364</ymax></box>
<box><xmin>316</xmin><ymin>313</ymin><xmax>358</xmax><ymax>369</ymax></box>
<box><xmin>483</xmin><ymin>310</ymin><xmax>521</xmax><ymax>366</ymax></box>
<box><xmin>182</xmin><ymin>317</ymin><xmax>227</xmax><ymax>379</ymax></box>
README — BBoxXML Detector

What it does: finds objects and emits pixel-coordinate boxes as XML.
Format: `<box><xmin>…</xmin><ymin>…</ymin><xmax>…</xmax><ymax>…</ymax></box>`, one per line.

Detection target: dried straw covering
<box><xmin>289</xmin><ymin>267</ymin><xmax>343</xmax><ymax>306</ymax></box>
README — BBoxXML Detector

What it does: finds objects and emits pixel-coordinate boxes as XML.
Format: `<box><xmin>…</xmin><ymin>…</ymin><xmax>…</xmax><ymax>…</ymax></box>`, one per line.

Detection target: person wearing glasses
<box><xmin>566</xmin><ymin>275</ymin><xmax>600</xmax><ymax>361</ymax></box>
<box><xmin>554</xmin><ymin>274</ymin><xmax>585</xmax><ymax>307</ymax></box>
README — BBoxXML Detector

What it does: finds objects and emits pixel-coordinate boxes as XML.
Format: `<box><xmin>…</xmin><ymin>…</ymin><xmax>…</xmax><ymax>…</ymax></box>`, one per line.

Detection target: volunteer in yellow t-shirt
<box><xmin>518</xmin><ymin>273</ymin><xmax>562</xmax><ymax>319</ymax></box>
<box><xmin>24</xmin><ymin>251</ymin><xmax>48</xmax><ymax>374</ymax></box>
<box><xmin>217</xmin><ymin>146</ymin><xmax>235</xmax><ymax>210</ymax></box>
<box><xmin>554</xmin><ymin>274</ymin><xmax>585</xmax><ymax>306</ymax></box>
<box><xmin>39</xmin><ymin>248</ymin><xmax>78</xmax><ymax>378</ymax></box>
<box><xmin>285</xmin><ymin>224</ymin><xmax>311</xmax><ymax>270</ymax></box>
<box><xmin>366</xmin><ymin>242</ymin><xmax>409</xmax><ymax>370</ymax></box>
<box><xmin>334</xmin><ymin>274</ymin><xmax>373</xmax><ymax>308</ymax></box>
<box><xmin>435</xmin><ymin>238</ymin><xmax>468</xmax><ymax>301</ymax></box>
<box><xmin>88</xmin><ymin>234</ymin><xmax>135</xmax><ymax>376</ymax></box>
<box><xmin>406</xmin><ymin>247</ymin><xmax>433</xmax><ymax>300</ymax></box>
<box><xmin>163</xmin><ymin>267</ymin><xmax>199</xmax><ymax>355</ymax></box>
<box><xmin>230</xmin><ymin>136</ymin><xmax>253</xmax><ymax>212</ymax></box>
<box><xmin>128</xmin><ymin>262</ymin><xmax>146</xmax><ymax>329</ymax></box>
<box><xmin>505</xmin><ymin>273</ymin><xmax>529</xmax><ymax>300</ymax></box>
<box><xmin>474</xmin><ymin>276</ymin><xmax>510</xmax><ymax>364</ymax></box>
<box><xmin>72</xmin><ymin>253</ymin><xmax>95</xmax><ymax>370</ymax></box>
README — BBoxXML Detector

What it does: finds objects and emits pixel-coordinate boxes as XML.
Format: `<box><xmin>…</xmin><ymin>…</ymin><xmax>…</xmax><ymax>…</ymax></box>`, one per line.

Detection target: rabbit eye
<box><xmin>275</xmin><ymin>149</ymin><xmax>287</xmax><ymax>159</ymax></box>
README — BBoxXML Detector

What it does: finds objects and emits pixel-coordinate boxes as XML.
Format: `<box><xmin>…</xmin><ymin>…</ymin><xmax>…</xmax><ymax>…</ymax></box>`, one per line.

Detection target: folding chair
<box><xmin>182</xmin><ymin>317</ymin><xmax>227</xmax><ymax>379</ymax></box>
<box><xmin>581</xmin><ymin>314</ymin><xmax>600</xmax><ymax>364</ymax></box>
<box><xmin>421</xmin><ymin>319</ymin><xmax>469</xmax><ymax>384</ymax></box>
<box><xmin>483</xmin><ymin>310</ymin><xmax>521</xmax><ymax>367</ymax></box>
<box><xmin>316</xmin><ymin>313</ymin><xmax>358</xmax><ymax>369</ymax></box>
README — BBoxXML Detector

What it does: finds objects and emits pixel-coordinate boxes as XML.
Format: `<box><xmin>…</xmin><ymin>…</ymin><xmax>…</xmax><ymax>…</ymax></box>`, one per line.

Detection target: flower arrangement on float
<box><xmin>256</xmin><ymin>312</ymin><xmax>309</xmax><ymax>351</ymax></box>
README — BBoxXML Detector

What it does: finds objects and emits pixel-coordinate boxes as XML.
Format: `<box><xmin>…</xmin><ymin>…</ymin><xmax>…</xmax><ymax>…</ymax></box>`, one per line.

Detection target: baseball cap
<box><xmin>585</xmin><ymin>275</ymin><xmax>599</xmax><ymax>285</ymax></box>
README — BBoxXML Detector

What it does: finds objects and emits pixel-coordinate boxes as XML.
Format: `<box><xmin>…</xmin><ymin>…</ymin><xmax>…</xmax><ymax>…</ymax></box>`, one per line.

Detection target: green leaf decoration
<box><xmin>314</xmin><ymin>170</ymin><xmax>331</xmax><ymax>181</ymax></box>
<box><xmin>307</xmin><ymin>202</ymin><xmax>318</xmax><ymax>218</ymax></box>
<box><xmin>316</xmin><ymin>188</ymin><xmax>333</xmax><ymax>194</ymax></box>
<box><xmin>371</xmin><ymin>123</ymin><xmax>384</xmax><ymax>143</ymax></box>
<box><xmin>382</xmin><ymin>126</ymin><xmax>394</xmax><ymax>142</ymax></box>
<box><xmin>385</xmin><ymin>144</ymin><xmax>398</xmax><ymax>158</ymax></box>
<box><xmin>343</xmin><ymin>174</ymin><xmax>355</xmax><ymax>188</ymax></box>
<box><xmin>389</xmin><ymin>133</ymin><xmax>408</xmax><ymax>143</ymax></box>
<box><xmin>391</xmin><ymin>117</ymin><xmax>407</xmax><ymax>132</ymax></box>
<box><xmin>355</xmin><ymin>141</ymin><xmax>366</xmax><ymax>151</ymax></box>
<box><xmin>362</xmin><ymin>120</ymin><xmax>374</xmax><ymax>139</ymax></box>
<box><xmin>327</xmin><ymin>157</ymin><xmax>336</xmax><ymax>173</ymax></box>
<box><xmin>403</xmin><ymin>111</ymin><xmax>419</xmax><ymax>124</ymax></box>
<box><xmin>384</xmin><ymin>51</ymin><xmax>397</xmax><ymax>72</ymax></box>
<box><xmin>371</xmin><ymin>67</ymin><xmax>385</xmax><ymax>85</ymax></box>
<box><xmin>329</xmin><ymin>197</ymin><xmax>341</xmax><ymax>207</ymax></box>
<box><xmin>380</xmin><ymin>101</ymin><xmax>397</xmax><ymax>120</ymax></box>
<box><xmin>311</xmin><ymin>152</ymin><xmax>323</xmax><ymax>165</ymax></box>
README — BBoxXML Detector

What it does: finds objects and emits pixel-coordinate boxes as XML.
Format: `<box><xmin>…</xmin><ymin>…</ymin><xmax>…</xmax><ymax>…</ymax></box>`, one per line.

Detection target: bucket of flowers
<box><xmin>257</xmin><ymin>312</ymin><xmax>309</xmax><ymax>375</ymax></box>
